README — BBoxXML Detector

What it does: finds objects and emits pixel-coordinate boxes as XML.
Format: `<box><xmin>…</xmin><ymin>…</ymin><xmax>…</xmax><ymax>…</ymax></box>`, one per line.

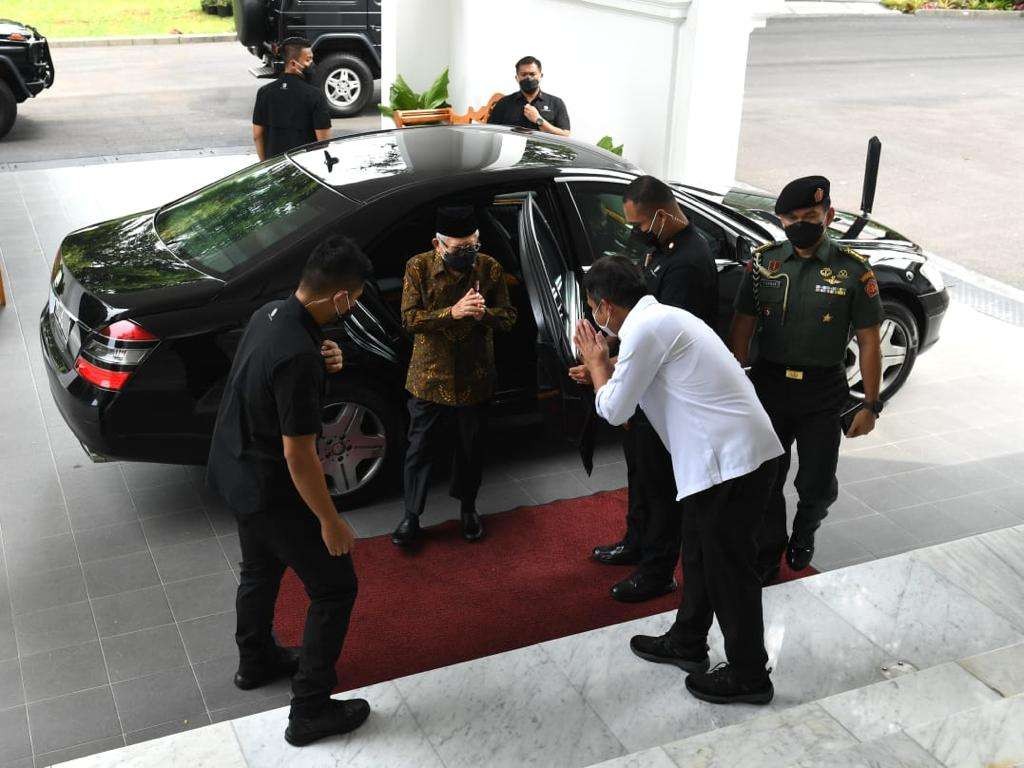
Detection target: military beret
<box><xmin>436</xmin><ymin>205</ymin><xmax>479</xmax><ymax>238</ymax></box>
<box><xmin>774</xmin><ymin>175</ymin><xmax>830</xmax><ymax>215</ymax></box>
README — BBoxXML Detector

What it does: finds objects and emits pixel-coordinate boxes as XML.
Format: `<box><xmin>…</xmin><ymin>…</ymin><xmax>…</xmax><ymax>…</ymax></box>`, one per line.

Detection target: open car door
<box><xmin>517</xmin><ymin>193</ymin><xmax>595</xmax><ymax>474</ymax></box>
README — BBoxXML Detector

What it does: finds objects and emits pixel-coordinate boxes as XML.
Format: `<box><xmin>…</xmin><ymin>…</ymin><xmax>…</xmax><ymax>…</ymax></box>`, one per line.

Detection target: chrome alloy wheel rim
<box><xmin>846</xmin><ymin>317</ymin><xmax>910</xmax><ymax>398</ymax></box>
<box><xmin>317</xmin><ymin>402</ymin><xmax>387</xmax><ymax>496</ymax></box>
<box><xmin>324</xmin><ymin>67</ymin><xmax>362</xmax><ymax>108</ymax></box>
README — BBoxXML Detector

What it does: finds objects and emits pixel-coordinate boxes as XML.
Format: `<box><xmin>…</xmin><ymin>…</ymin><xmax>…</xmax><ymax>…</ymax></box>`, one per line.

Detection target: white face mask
<box><xmin>594</xmin><ymin>301</ymin><xmax>617</xmax><ymax>339</ymax></box>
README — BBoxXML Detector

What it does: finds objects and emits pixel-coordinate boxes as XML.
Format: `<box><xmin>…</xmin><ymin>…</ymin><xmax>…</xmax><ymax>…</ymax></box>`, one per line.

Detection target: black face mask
<box><xmin>630</xmin><ymin>225</ymin><xmax>660</xmax><ymax>250</ymax></box>
<box><xmin>519</xmin><ymin>77</ymin><xmax>540</xmax><ymax>94</ymax></box>
<box><xmin>303</xmin><ymin>64</ymin><xmax>317</xmax><ymax>83</ymax></box>
<box><xmin>443</xmin><ymin>246</ymin><xmax>477</xmax><ymax>273</ymax></box>
<box><xmin>784</xmin><ymin>220</ymin><xmax>825</xmax><ymax>250</ymax></box>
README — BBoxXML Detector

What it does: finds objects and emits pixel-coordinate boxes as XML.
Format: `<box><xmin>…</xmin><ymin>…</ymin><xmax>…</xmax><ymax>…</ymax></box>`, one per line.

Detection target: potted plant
<box><xmin>380</xmin><ymin>69</ymin><xmax>451</xmax><ymax>126</ymax></box>
<box><xmin>597</xmin><ymin>136</ymin><xmax>624</xmax><ymax>156</ymax></box>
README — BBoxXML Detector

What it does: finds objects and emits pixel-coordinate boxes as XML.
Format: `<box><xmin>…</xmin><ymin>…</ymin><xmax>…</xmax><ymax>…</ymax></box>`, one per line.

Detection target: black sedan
<box><xmin>41</xmin><ymin>125</ymin><xmax>949</xmax><ymax>507</ymax></box>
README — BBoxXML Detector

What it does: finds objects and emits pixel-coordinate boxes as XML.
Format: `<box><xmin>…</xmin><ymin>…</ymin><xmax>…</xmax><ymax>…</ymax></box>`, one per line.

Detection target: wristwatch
<box><xmin>535</xmin><ymin>117</ymin><xmax>544</xmax><ymax>129</ymax></box>
<box><xmin>864</xmin><ymin>400</ymin><xmax>883</xmax><ymax>417</ymax></box>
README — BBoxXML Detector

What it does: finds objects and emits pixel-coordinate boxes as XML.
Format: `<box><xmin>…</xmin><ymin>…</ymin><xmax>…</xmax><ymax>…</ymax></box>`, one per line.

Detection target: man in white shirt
<box><xmin>574</xmin><ymin>256</ymin><xmax>783</xmax><ymax>705</ymax></box>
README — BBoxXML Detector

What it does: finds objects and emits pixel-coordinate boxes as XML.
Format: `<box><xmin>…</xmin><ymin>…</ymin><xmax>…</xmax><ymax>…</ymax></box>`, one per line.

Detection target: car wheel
<box><xmin>845</xmin><ymin>298</ymin><xmax>919</xmax><ymax>402</ymax></box>
<box><xmin>231</xmin><ymin>0</ymin><xmax>266</xmax><ymax>47</ymax></box>
<box><xmin>0</xmin><ymin>81</ymin><xmax>17</xmax><ymax>140</ymax></box>
<box><xmin>318</xmin><ymin>382</ymin><xmax>403</xmax><ymax>509</ymax></box>
<box><xmin>315</xmin><ymin>53</ymin><xmax>374</xmax><ymax>118</ymax></box>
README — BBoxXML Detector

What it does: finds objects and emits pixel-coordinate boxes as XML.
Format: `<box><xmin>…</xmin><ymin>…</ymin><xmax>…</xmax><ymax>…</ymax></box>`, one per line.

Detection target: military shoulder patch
<box><xmin>865</xmin><ymin>278</ymin><xmax>879</xmax><ymax>298</ymax></box>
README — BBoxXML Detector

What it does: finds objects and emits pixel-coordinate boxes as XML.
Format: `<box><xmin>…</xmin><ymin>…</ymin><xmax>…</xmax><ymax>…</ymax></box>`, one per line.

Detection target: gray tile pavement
<box><xmin>2</xmin><ymin>158</ymin><xmax>1024</xmax><ymax>764</ymax></box>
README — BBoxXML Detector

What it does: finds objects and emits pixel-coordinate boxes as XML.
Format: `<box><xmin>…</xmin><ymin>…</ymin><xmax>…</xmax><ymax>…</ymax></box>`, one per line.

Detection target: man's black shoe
<box><xmin>685</xmin><ymin>663</ymin><xmax>774</xmax><ymax>705</ymax></box>
<box><xmin>391</xmin><ymin>516</ymin><xmax>421</xmax><ymax>547</ymax></box>
<box><xmin>285</xmin><ymin>698</ymin><xmax>371</xmax><ymax>747</ymax></box>
<box><xmin>234</xmin><ymin>646</ymin><xmax>301</xmax><ymax>690</ymax></box>
<box><xmin>610</xmin><ymin>573</ymin><xmax>677</xmax><ymax>603</ymax></box>
<box><xmin>629</xmin><ymin>633</ymin><xmax>710</xmax><ymax>673</ymax></box>
<box><xmin>785</xmin><ymin>533</ymin><xmax>815</xmax><ymax>571</ymax></box>
<box><xmin>461</xmin><ymin>509</ymin><xmax>484</xmax><ymax>542</ymax></box>
<box><xmin>592</xmin><ymin>540</ymin><xmax>641</xmax><ymax>566</ymax></box>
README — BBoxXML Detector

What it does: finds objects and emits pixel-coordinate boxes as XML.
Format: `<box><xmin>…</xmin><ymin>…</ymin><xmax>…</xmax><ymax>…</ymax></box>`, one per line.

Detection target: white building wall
<box><xmin>383</xmin><ymin>0</ymin><xmax>767</xmax><ymax>190</ymax></box>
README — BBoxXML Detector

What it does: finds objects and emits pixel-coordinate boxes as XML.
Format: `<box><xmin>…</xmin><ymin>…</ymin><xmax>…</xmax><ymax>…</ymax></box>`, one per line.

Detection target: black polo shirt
<box><xmin>644</xmin><ymin>224</ymin><xmax>719</xmax><ymax>329</ymax></box>
<box><xmin>252</xmin><ymin>73</ymin><xmax>332</xmax><ymax>158</ymax></box>
<box><xmin>206</xmin><ymin>296</ymin><xmax>326</xmax><ymax>516</ymax></box>
<box><xmin>489</xmin><ymin>90</ymin><xmax>570</xmax><ymax>131</ymax></box>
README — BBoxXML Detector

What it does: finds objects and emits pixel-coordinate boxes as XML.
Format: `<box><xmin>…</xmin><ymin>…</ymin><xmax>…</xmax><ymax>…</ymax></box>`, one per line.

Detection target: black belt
<box><xmin>754</xmin><ymin>359</ymin><xmax>845</xmax><ymax>382</ymax></box>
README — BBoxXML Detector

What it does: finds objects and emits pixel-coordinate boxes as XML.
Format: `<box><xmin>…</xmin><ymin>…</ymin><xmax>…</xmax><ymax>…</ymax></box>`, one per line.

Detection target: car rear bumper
<box><xmin>40</xmin><ymin>304</ymin><xmax>115</xmax><ymax>458</ymax></box>
<box><xmin>919</xmin><ymin>288</ymin><xmax>949</xmax><ymax>353</ymax></box>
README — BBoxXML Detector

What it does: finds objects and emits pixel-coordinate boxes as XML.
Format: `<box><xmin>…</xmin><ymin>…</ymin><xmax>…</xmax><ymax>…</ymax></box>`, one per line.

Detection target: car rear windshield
<box><xmin>154</xmin><ymin>158</ymin><xmax>350</xmax><ymax>279</ymax></box>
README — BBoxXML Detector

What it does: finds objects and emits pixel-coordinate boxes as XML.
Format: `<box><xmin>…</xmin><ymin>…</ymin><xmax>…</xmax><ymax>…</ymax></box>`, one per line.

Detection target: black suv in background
<box><xmin>232</xmin><ymin>0</ymin><xmax>380</xmax><ymax>118</ymax></box>
<box><xmin>0</xmin><ymin>19</ymin><xmax>55</xmax><ymax>139</ymax></box>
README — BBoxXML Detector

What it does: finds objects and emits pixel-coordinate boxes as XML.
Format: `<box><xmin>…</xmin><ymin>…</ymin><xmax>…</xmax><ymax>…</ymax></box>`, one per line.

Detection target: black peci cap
<box><xmin>774</xmin><ymin>175</ymin><xmax>831</xmax><ymax>215</ymax></box>
<box><xmin>436</xmin><ymin>205</ymin><xmax>479</xmax><ymax>238</ymax></box>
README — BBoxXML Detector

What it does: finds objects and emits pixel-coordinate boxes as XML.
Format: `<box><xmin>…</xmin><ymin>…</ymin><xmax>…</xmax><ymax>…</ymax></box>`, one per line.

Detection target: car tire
<box><xmin>231</xmin><ymin>0</ymin><xmax>266</xmax><ymax>47</ymax></box>
<box><xmin>846</xmin><ymin>297</ymin><xmax>919</xmax><ymax>403</ymax></box>
<box><xmin>0</xmin><ymin>81</ymin><xmax>18</xmax><ymax>140</ymax></box>
<box><xmin>318</xmin><ymin>381</ymin><xmax>404</xmax><ymax>510</ymax></box>
<box><xmin>314</xmin><ymin>53</ymin><xmax>374</xmax><ymax>118</ymax></box>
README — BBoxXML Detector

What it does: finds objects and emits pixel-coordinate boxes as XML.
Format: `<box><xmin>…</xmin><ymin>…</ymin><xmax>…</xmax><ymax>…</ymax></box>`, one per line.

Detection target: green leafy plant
<box><xmin>379</xmin><ymin>68</ymin><xmax>451</xmax><ymax>118</ymax></box>
<box><xmin>597</xmin><ymin>135</ymin><xmax>624</xmax><ymax>156</ymax></box>
<box><xmin>882</xmin><ymin>0</ymin><xmax>1022</xmax><ymax>11</ymax></box>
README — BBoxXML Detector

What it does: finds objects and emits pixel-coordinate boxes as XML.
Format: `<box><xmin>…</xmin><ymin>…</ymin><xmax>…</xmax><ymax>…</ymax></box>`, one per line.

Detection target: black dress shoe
<box><xmin>785</xmin><ymin>533</ymin><xmax>815</xmax><ymax>571</ymax></box>
<box><xmin>630</xmin><ymin>633</ymin><xmax>710</xmax><ymax>673</ymax></box>
<box><xmin>234</xmin><ymin>645</ymin><xmax>301</xmax><ymax>691</ymax></box>
<box><xmin>391</xmin><ymin>516</ymin><xmax>421</xmax><ymax>547</ymax></box>
<box><xmin>461</xmin><ymin>509</ymin><xmax>484</xmax><ymax>542</ymax></box>
<box><xmin>285</xmin><ymin>698</ymin><xmax>371</xmax><ymax>747</ymax></box>
<box><xmin>610</xmin><ymin>572</ymin><xmax>677</xmax><ymax>603</ymax></box>
<box><xmin>685</xmin><ymin>663</ymin><xmax>774</xmax><ymax>705</ymax></box>
<box><xmin>592</xmin><ymin>540</ymin><xmax>641</xmax><ymax>566</ymax></box>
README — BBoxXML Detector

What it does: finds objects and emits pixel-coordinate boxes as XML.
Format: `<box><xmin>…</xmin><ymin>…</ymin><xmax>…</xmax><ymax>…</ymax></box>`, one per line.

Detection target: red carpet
<box><xmin>272</xmin><ymin>488</ymin><xmax>814</xmax><ymax>692</ymax></box>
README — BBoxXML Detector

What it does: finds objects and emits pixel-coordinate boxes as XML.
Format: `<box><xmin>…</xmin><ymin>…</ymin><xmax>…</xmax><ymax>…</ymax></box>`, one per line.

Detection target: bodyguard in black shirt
<box><xmin>252</xmin><ymin>37</ymin><xmax>332</xmax><ymax>161</ymax></box>
<box><xmin>590</xmin><ymin>175</ymin><xmax>719</xmax><ymax>603</ymax></box>
<box><xmin>207</xmin><ymin>236</ymin><xmax>373</xmax><ymax>747</ymax></box>
<box><xmin>488</xmin><ymin>55</ymin><xmax>571</xmax><ymax>136</ymax></box>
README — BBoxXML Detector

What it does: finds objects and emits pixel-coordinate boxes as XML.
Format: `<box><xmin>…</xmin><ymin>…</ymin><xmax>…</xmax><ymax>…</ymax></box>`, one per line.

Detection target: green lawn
<box><xmin>1</xmin><ymin>0</ymin><xmax>235</xmax><ymax>39</ymax></box>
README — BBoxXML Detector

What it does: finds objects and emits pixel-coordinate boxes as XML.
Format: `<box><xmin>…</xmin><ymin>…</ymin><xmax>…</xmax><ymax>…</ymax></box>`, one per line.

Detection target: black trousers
<box><xmin>622</xmin><ymin>412</ymin><xmax>683</xmax><ymax>580</ymax></box>
<box><xmin>235</xmin><ymin>509</ymin><xmax>358</xmax><ymax>718</ymax></box>
<box><xmin>751</xmin><ymin>365</ymin><xmax>849</xmax><ymax>575</ymax></box>
<box><xmin>403</xmin><ymin>397</ymin><xmax>486</xmax><ymax>518</ymax></box>
<box><xmin>668</xmin><ymin>458</ymin><xmax>779</xmax><ymax>680</ymax></box>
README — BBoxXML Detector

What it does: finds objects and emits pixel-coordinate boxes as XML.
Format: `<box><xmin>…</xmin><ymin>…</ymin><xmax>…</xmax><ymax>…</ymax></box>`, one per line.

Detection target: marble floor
<box><xmin>48</xmin><ymin>524</ymin><xmax>1024</xmax><ymax>768</ymax></box>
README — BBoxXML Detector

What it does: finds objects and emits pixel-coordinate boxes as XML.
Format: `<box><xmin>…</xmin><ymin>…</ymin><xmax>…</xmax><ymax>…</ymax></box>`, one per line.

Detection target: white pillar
<box><xmin>665</xmin><ymin>0</ymin><xmax>765</xmax><ymax>190</ymax></box>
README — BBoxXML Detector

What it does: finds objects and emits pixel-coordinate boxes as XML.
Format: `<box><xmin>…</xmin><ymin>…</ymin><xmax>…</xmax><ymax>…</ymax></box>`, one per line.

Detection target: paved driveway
<box><xmin>0</xmin><ymin>41</ymin><xmax>381</xmax><ymax>167</ymax></box>
<box><xmin>0</xmin><ymin>155</ymin><xmax>1022</xmax><ymax>766</ymax></box>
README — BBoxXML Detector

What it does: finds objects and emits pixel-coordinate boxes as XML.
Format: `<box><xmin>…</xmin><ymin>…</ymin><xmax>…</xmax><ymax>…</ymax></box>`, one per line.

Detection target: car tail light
<box><xmin>51</xmin><ymin>248</ymin><xmax>62</xmax><ymax>282</ymax></box>
<box><xmin>74</xmin><ymin>320</ymin><xmax>160</xmax><ymax>391</ymax></box>
<box><xmin>7</xmin><ymin>32</ymin><xmax>26</xmax><ymax>42</ymax></box>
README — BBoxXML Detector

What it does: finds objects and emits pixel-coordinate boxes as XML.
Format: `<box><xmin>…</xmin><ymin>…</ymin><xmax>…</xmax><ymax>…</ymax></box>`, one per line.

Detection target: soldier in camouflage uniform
<box><xmin>729</xmin><ymin>176</ymin><xmax>883</xmax><ymax>580</ymax></box>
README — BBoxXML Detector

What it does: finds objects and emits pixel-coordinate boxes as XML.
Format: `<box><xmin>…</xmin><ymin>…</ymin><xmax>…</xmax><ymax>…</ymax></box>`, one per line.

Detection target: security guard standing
<box><xmin>730</xmin><ymin>176</ymin><xmax>883</xmax><ymax>581</ymax></box>
<box><xmin>252</xmin><ymin>37</ymin><xmax>332</xmax><ymax>161</ymax></box>
<box><xmin>207</xmin><ymin>237</ymin><xmax>374</xmax><ymax>747</ymax></box>
<box><xmin>579</xmin><ymin>175</ymin><xmax>718</xmax><ymax>603</ymax></box>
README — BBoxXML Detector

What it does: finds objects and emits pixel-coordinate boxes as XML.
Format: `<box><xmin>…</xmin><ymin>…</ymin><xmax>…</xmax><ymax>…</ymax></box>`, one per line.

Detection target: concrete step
<box><xmin>585</xmin><ymin>643</ymin><xmax>1024</xmax><ymax>768</ymax></box>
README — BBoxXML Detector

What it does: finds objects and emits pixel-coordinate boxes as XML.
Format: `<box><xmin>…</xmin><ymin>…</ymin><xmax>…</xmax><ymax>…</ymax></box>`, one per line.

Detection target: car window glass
<box><xmin>528</xmin><ymin>199</ymin><xmax>580</xmax><ymax>356</ymax></box>
<box><xmin>154</xmin><ymin>159</ymin><xmax>348</xmax><ymax>279</ymax></box>
<box><xmin>566</xmin><ymin>182</ymin><xmax>647</xmax><ymax>268</ymax></box>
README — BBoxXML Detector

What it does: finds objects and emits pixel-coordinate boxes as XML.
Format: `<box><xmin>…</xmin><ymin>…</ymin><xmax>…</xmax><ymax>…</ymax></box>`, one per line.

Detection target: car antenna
<box><xmin>843</xmin><ymin>136</ymin><xmax>881</xmax><ymax>241</ymax></box>
<box><xmin>324</xmin><ymin>149</ymin><xmax>339</xmax><ymax>173</ymax></box>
